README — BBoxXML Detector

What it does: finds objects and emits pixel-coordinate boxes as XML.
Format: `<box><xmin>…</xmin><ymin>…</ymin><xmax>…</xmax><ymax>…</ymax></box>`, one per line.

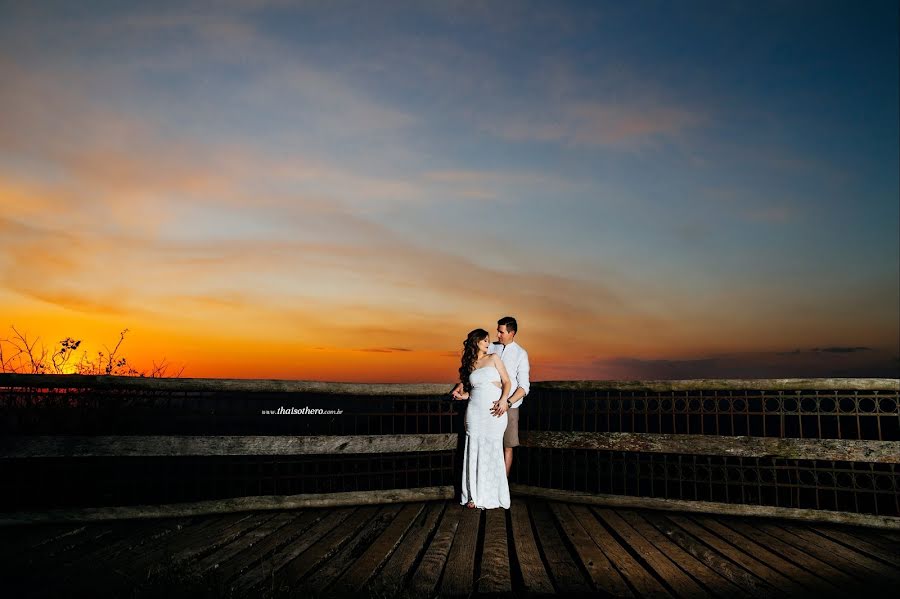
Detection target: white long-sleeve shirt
<box><xmin>487</xmin><ymin>340</ymin><xmax>530</xmax><ymax>409</ymax></box>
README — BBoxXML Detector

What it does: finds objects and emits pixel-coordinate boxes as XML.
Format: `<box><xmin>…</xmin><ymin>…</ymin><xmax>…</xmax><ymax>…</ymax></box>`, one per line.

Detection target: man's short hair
<box><xmin>497</xmin><ymin>316</ymin><xmax>518</xmax><ymax>334</ymax></box>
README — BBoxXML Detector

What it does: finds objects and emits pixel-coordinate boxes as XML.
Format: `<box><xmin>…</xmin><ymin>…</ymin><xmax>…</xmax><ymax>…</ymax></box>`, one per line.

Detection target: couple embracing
<box><xmin>451</xmin><ymin>316</ymin><xmax>530</xmax><ymax>510</ymax></box>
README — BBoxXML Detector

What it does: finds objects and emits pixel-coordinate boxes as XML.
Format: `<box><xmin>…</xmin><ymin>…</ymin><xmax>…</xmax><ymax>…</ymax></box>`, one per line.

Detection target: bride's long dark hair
<box><xmin>459</xmin><ymin>328</ymin><xmax>489</xmax><ymax>392</ymax></box>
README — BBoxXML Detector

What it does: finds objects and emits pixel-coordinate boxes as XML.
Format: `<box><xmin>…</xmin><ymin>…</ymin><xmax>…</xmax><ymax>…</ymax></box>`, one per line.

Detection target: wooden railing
<box><xmin>1</xmin><ymin>374</ymin><xmax>897</xmax><ymax>528</ymax></box>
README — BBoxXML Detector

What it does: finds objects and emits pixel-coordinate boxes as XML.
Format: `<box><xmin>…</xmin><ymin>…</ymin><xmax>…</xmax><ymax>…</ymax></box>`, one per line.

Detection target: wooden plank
<box><xmin>478</xmin><ymin>508</ymin><xmax>512</xmax><ymax>594</ymax></box>
<box><xmin>162</xmin><ymin>513</ymin><xmax>277</xmax><ymax>565</ymax></box>
<box><xmin>0</xmin><ymin>433</ymin><xmax>458</xmax><ymax>458</ymax></box>
<box><xmin>509</xmin><ymin>498</ymin><xmax>555</xmax><ymax>595</ymax></box>
<box><xmin>365</xmin><ymin>502</ymin><xmax>445</xmax><ymax>598</ymax></box>
<box><xmin>511</xmin><ymin>484</ymin><xmax>900</xmax><ymax>530</ymax></box>
<box><xmin>753</xmin><ymin>522</ymin><xmax>900</xmax><ymax>585</ymax></box>
<box><xmin>811</xmin><ymin>526</ymin><xmax>900</xmax><ymax>565</ymax></box>
<box><xmin>404</xmin><ymin>503</ymin><xmax>463</xmax><ymax>598</ymax></box>
<box><xmin>698</xmin><ymin>518</ymin><xmax>844</xmax><ymax>596</ymax></box>
<box><xmin>126</xmin><ymin>513</ymin><xmax>255</xmax><ymax>567</ymax></box>
<box><xmin>531</xmin><ymin>500</ymin><xmax>592</xmax><ymax>594</ymax></box>
<box><xmin>34</xmin><ymin>517</ymin><xmax>200</xmax><ymax>596</ymax></box>
<box><xmin>440</xmin><ymin>505</ymin><xmax>481</xmax><ymax>597</ymax></box>
<box><xmin>215</xmin><ymin>510</ymin><xmax>324</xmax><ymax>586</ymax></box>
<box><xmin>5</xmin><ymin>372</ymin><xmax>896</xmax><ymax>392</ymax></box>
<box><xmin>855</xmin><ymin>528</ymin><xmax>900</xmax><ymax>553</ymax></box>
<box><xmin>329</xmin><ymin>503</ymin><xmax>426</xmax><ymax>595</ymax></box>
<box><xmin>70</xmin><ymin>513</ymin><xmax>247</xmax><ymax>580</ymax></box>
<box><xmin>276</xmin><ymin>506</ymin><xmax>380</xmax><ymax>586</ymax></box>
<box><xmin>569</xmin><ymin>505</ymin><xmax>670</xmax><ymax>598</ymax></box>
<box><xmin>299</xmin><ymin>504</ymin><xmax>404</xmax><ymax>595</ymax></box>
<box><xmin>194</xmin><ymin>511</ymin><xmax>298</xmax><ymax>574</ymax></box>
<box><xmin>528</xmin><ymin>378</ymin><xmax>900</xmax><ymax>392</ymax></box>
<box><xmin>0</xmin><ymin>372</ymin><xmax>453</xmax><ymax>395</ymax></box>
<box><xmin>595</xmin><ymin>508</ymin><xmax>710</xmax><ymax>598</ymax></box>
<box><xmin>1</xmin><ymin>522</ymin><xmax>120</xmax><ymax>593</ymax></box>
<box><xmin>50</xmin><ymin>517</ymin><xmax>189</xmax><ymax>570</ymax></box>
<box><xmin>10</xmin><ymin>521</ymin><xmax>119</xmax><ymax>566</ymax></box>
<box><xmin>619</xmin><ymin>511</ymin><xmax>750</xmax><ymax>598</ymax></box>
<box><xmin>644</xmin><ymin>512</ymin><xmax>777</xmax><ymax>599</ymax></box>
<box><xmin>231</xmin><ymin>508</ymin><xmax>354</xmax><ymax>595</ymax></box>
<box><xmin>548</xmin><ymin>502</ymin><xmax>632</xmax><ymax>596</ymax></box>
<box><xmin>0</xmin><ymin>523</ymin><xmax>87</xmax><ymax>559</ymax></box>
<box><xmin>57</xmin><ymin>513</ymin><xmax>261</xmax><ymax>598</ymax></box>
<box><xmin>519</xmin><ymin>431</ymin><xmax>900</xmax><ymax>463</ymax></box>
<box><xmin>728</xmin><ymin>520</ymin><xmax>861</xmax><ymax>594</ymax></box>
<box><xmin>878</xmin><ymin>530</ymin><xmax>900</xmax><ymax>543</ymax></box>
<box><xmin>680</xmin><ymin>515</ymin><xmax>823</xmax><ymax>596</ymax></box>
<box><xmin>0</xmin><ymin>486</ymin><xmax>455</xmax><ymax>526</ymax></box>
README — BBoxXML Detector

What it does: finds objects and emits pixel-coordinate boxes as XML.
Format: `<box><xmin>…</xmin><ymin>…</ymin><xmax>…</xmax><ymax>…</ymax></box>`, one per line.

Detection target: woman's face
<box><xmin>477</xmin><ymin>336</ymin><xmax>490</xmax><ymax>353</ymax></box>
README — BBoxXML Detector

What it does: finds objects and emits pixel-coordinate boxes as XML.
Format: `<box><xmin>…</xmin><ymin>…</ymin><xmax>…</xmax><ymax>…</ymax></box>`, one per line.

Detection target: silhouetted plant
<box><xmin>0</xmin><ymin>325</ymin><xmax>184</xmax><ymax>377</ymax></box>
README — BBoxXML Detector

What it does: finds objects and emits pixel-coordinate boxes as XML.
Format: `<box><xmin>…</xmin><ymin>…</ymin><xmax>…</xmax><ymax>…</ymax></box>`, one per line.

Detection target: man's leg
<box><xmin>503</xmin><ymin>407</ymin><xmax>520</xmax><ymax>477</ymax></box>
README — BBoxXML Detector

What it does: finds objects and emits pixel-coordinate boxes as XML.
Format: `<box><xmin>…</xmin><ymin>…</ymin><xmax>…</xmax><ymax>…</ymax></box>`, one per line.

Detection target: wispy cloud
<box><xmin>585</xmin><ymin>348</ymin><xmax>899</xmax><ymax>380</ymax></box>
<box><xmin>0</xmin><ymin>2</ymin><xmax>895</xmax><ymax>381</ymax></box>
<box><xmin>485</xmin><ymin>100</ymin><xmax>703</xmax><ymax>148</ymax></box>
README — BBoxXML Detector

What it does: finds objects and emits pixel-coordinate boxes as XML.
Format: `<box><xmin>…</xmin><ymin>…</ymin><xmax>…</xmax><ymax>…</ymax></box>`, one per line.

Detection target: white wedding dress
<box><xmin>460</xmin><ymin>365</ymin><xmax>511</xmax><ymax>509</ymax></box>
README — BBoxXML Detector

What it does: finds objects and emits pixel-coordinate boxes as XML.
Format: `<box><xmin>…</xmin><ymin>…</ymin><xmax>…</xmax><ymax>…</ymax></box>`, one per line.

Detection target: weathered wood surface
<box><xmin>532</xmin><ymin>377</ymin><xmax>900</xmax><ymax>391</ymax></box>
<box><xmin>0</xmin><ymin>373</ymin><xmax>453</xmax><ymax>395</ymax></box>
<box><xmin>520</xmin><ymin>430</ymin><xmax>900</xmax><ymax>463</ymax></box>
<box><xmin>477</xmin><ymin>508</ymin><xmax>511</xmax><ymax>594</ymax></box>
<box><xmin>11</xmin><ymin>431</ymin><xmax>894</xmax><ymax>463</ymax></box>
<box><xmin>328</xmin><ymin>503</ymin><xmax>424</xmax><ymax>595</ymax></box>
<box><xmin>2</xmin><ymin>372</ymin><xmax>896</xmax><ymax>394</ymax></box>
<box><xmin>366</xmin><ymin>502</ymin><xmax>444</xmax><ymax>598</ymax></box>
<box><xmin>405</xmin><ymin>502</ymin><xmax>462</xmax><ymax>598</ymax></box>
<box><xmin>508</xmin><ymin>498</ymin><xmax>555</xmax><ymax>594</ymax></box>
<box><xmin>1</xmin><ymin>498</ymin><xmax>897</xmax><ymax>598</ymax></box>
<box><xmin>596</xmin><ymin>507</ymin><xmax>710</xmax><ymax>597</ymax></box>
<box><xmin>549</xmin><ymin>502</ymin><xmax>633</xmax><ymax>596</ymax></box>
<box><xmin>439</xmin><ymin>505</ymin><xmax>480</xmax><ymax>596</ymax></box>
<box><xmin>530</xmin><ymin>499</ymin><xmax>593</xmax><ymax>594</ymax></box>
<box><xmin>0</xmin><ymin>486</ymin><xmax>455</xmax><ymax>526</ymax></box>
<box><xmin>511</xmin><ymin>483</ymin><xmax>900</xmax><ymax>530</ymax></box>
<box><xmin>0</xmin><ymin>433</ymin><xmax>458</xmax><ymax>458</ymax></box>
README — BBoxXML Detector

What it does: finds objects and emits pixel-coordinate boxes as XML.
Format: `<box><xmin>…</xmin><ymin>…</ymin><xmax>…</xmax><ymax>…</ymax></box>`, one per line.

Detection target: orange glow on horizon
<box><xmin>3</xmin><ymin>309</ymin><xmax>897</xmax><ymax>383</ymax></box>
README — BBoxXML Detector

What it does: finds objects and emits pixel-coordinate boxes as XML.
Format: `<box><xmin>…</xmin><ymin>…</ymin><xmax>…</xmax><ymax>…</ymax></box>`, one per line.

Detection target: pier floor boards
<box><xmin>2</xmin><ymin>498</ymin><xmax>897</xmax><ymax>598</ymax></box>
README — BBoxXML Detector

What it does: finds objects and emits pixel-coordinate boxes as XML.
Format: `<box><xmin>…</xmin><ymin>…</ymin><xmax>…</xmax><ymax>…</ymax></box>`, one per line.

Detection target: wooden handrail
<box><xmin>519</xmin><ymin>431</ymin><xmax>900</xmax><ymax>463</ymax></box>
<box><xmin>4</xmin><ymin>432</ymin><xmax>898</xmax><ymax>463</ymax></box>
<box><xmin>510</xmin><ymin>485</ymin><xmax>900</xmax><ymax>530</ymax></box>
<box><xmin>0</xmin><ymin>373</ymin><xmax>896</xmax><ymax>393</ymax></box>
<box><xmin>0</xmin><ymin>433</ymin><xmax>458</xmax><ymax>457</ymax></box>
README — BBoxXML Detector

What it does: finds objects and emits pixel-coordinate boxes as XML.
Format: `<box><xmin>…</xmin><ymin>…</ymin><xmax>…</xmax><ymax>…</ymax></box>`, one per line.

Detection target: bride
<box><xmin>453</xmin><ymin>328</ymin><xmax>512</xmax><ymax>509</ymax></box>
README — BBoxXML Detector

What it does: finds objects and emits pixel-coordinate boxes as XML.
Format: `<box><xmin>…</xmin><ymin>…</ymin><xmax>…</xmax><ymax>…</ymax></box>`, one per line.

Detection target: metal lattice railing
<box><xmin>511</xmin><ymin>448</ymin><xmax>900</xmax><ymax>516</ymax></box>
<box><xmin>522</xmin><ymin>389</ymin><xmax>899</xmax><ymax>440</ymax></box>
<box><xmin>1</xmin><ymin>375</ymin><xmax>897</xmax><ymax>525</ymax></box>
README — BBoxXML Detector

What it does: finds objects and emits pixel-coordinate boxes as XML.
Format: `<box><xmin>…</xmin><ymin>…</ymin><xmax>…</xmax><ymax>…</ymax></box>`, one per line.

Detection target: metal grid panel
<box><xmin>523</xmin><ymin>389</ymin><xmax>899</xmax><ymax>440</ymax></box>
<box><xmin>512</xmin><ymin>447</ymin><xmax>900</xmax><ymax>516</ymax></box>
<box><xmin>0</xmin><ymin>451</ymin><xmax>456</xmax><ymax>510</ymax></box>
<box><xmin>0</xmin><ymin>388</ymin><xmax>460</xmax><ymax>436</ymax></box>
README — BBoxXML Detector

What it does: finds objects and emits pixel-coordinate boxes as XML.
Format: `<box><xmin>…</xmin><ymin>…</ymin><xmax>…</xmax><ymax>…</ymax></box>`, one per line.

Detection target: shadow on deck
<box><xmin>2</xmin><ymin>498</ymin><xmax>898</xmax><ymax>598</ymax></box>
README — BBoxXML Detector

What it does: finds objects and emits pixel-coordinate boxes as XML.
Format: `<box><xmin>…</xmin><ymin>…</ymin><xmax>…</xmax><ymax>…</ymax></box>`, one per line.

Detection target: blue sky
<box><xmin>0</xmin><ymin>1</ymin><xmax>897</xmax><ymax>381</ymax></box>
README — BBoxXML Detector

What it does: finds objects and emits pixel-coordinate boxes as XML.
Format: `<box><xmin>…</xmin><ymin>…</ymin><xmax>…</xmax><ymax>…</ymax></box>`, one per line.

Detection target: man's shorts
<box><xmin>504</xmin><ymin>407</ymin><xmax>520</xmax><ymax>448</ymax></box>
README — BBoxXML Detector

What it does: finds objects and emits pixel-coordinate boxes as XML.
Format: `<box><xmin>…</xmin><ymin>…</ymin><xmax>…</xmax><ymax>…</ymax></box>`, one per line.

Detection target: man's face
<box><xmin>497</xmin><ymin>325</ymin><xmax>515</xmax><ymax>345</ymax></box>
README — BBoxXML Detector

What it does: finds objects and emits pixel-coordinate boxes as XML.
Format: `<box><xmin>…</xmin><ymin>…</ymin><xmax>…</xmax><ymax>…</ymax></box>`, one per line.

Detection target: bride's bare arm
<box><xmin>491</xmin><ymin>355</ymin><xmax>512</xmax><ymax>414</ymax></box>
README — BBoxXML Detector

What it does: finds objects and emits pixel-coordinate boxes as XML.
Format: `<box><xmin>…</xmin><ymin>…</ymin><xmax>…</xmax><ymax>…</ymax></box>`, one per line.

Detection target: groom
<box><xmin>453</xmin><ymin>315</ymin><xmax>530</xmax><ymax>476</ymax></box>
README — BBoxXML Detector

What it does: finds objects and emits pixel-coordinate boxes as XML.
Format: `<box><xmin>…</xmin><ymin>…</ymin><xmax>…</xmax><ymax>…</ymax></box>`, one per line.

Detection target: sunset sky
<box><xmin>1</xmin><ymin>1</ymin><xmax>897</xmax><ymax>382</ymax></box>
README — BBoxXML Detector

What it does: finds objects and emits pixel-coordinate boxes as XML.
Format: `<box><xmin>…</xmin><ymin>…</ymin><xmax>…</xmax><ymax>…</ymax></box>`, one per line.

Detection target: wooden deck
<box><xmin>2</xmin><ymin>499</ymin><xmax>898</xmax><ymax>598</ymax></box>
